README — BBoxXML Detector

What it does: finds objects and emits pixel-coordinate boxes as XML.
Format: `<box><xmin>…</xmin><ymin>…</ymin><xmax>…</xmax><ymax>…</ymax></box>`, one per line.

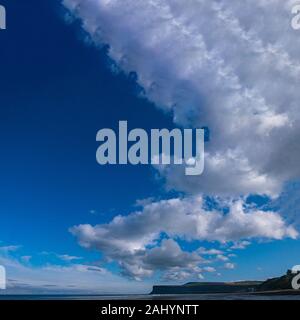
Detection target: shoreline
<box><xmin>253</xmin><ymin>289</ymin><xmax>300</xmax><ymax>296</ymax></box>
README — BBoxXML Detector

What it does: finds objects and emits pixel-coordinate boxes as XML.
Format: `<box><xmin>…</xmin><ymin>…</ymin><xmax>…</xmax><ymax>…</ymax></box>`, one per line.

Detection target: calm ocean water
<box><xmin>1</xmin><ymin>294</ymin><xmax>300</xmax><ymax>300</ymax></box>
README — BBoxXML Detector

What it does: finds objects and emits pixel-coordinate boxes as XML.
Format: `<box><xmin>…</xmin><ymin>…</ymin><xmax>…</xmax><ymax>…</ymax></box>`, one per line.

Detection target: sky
<box><xmin>0</xmin><ymin>0</ymin><xmax>300</xmax><ymax>294</ymax></box>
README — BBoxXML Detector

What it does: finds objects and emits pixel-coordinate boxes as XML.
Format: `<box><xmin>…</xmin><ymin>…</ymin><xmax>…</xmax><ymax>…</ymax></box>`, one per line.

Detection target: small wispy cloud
<box><xmin>21</xmin><ymin>256</ymin><xmax>32</xmax><ymax>263</ymax></box>
<box><xmin>40</xmin><ymin>251</ymin><xmax>82</xmax><ymax>262</ymax></box>
<box><xmin>230</xmin><ymin>241</ymin><xmax>251</xmax><ymax>250</ymax></box>
<box><xmin>224</xmin><ymin>263</ymin><xmax>236</xmax><ymax>270</ymax></box>
<box><xmin>56</xmin><ymin>254</ymin><xmax>82</xmax><ymax>262</ymax></box>
<box><xmin>0</xmin><ymin>245</ymin><xmax>21</xmax><ymax>253</ymax></box>
<box><xmin>0</xmin><ymin>247</ymin><xmax>150</xmax><ymax>294</ymax></box>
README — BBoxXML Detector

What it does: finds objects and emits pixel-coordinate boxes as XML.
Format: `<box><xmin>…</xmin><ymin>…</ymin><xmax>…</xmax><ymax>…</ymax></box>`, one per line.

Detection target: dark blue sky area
<box><xmin>0</xmin><ymin>0</ymin><xmax>174</xmax><ymax>256</ymax></box>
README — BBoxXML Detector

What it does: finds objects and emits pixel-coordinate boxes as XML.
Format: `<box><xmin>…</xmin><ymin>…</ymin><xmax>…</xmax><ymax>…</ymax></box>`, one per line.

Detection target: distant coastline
<box><xmin>150</xmin><ymin>270</ymin><xmax>300</xmax><ymax>296</ymax></box>
<box><xmin>0</xmin><ymin>270</ymin><xmax>299</xmax><ymax>300</ymax></box>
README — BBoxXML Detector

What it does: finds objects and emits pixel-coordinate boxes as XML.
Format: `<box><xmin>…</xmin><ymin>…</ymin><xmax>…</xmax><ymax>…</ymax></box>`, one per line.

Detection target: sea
<box><xmin>0</xmin><ymin>293</ymin><xmax>300</xmax><ymax>300</ymax></box>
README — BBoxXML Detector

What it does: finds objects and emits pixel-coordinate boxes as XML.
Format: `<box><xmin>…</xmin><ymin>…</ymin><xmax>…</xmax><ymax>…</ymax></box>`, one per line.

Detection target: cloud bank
<box><xmin>63</xmin><ymin>0</ymin><xmax>300</xmax><ymax>197</ymax></box>
<box><xmin>70</xmin><ymin>197</ymin><xmax>297</xmax><ymax>280</ymax></box>
<box><xmin>0</xmin><ymin>253</ymin><xmax>150</xmax><ymax>294</ymax></box>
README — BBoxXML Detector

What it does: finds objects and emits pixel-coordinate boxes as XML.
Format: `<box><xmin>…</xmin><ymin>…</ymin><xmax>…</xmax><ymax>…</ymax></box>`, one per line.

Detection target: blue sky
<box><xmin>0</xmin><ymin>0</ymin><xmax>170</xmax><ymax>250</ymax></box>
<box><xmin>0</xmin><ymin>0</ymin><xmax>299</xmax><ymax>294</ymax></box>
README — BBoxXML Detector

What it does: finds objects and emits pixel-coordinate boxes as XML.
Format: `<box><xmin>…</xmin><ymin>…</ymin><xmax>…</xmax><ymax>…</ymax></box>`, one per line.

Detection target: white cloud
<box><xmin>163</xmin><ymin>270</ymin><xmax>196</xmax><ymax>281</ymax></box>
<box><xmin>224</xmin><ymin>262</ymin><xmax>236</xmax><ymax>270</ymax></box>
<box><xmin>0</xmin><ymin>245</ymin><xmax>21</xmax><ymax>253</ymax></box>
<box><xmin>216</xmin><ymin>255</ymin><xmax>229</xmax><ymax>262</ymax></box>
<box><xmin>40</xmin><ymin>251</ymin><xmax>83</xmax><ymax>262</ymax></box>
<box><xmin>56</xmin><ymin>254</ymin><xmax>82</xmax><ymax>262</ymax></box>
<box><xmin>70</xmin><ymin>196</ymin><xmax>296</xmax><ymax>280</ymax></box>
<box><xmin>0</xmin><ymin>255</ymin><xmax>149</xmax><ymax>294</ymax></box>
<box><xmin>203</xmin><ymin>266</ymin><xmax>216</xmax><ymax>273</ymax></box>
<box><xmin>131</xmin><ymin>239</ymin><xmax>204</xmax><ymax>281</ymax></box>
<box><xmin>63</xmin><ymin>0</ymin><xmax>300</xmax><ymax>197</ymax></box>
<box><xmin>144</xmin><ymin>239</ymin><xmax>201</xmax><ymax>269</ymax></box>
<box><xmin>197</xmin><ymin>248</ymin><xmax>224</xmax><ymax>255</ymax></box>
<box><xmin>230</xmin><ymin>241</ymin><xmax>251</xmax><ymax>250</ymax></box>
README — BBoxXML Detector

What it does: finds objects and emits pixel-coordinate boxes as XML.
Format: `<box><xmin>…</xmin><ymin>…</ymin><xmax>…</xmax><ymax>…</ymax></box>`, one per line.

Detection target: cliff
<box><xmin>258</xmin><ymin>270</ymin><xmax>300</xmax><ymax>292</ymax></box>
<box><xmin>150</xmin><ymin>270</ymin><xmax>300</xmax><ymax>295</ymax></box>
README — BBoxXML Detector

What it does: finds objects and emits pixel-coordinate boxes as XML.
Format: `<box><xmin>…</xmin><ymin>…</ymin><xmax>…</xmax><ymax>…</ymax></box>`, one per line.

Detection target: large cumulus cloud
<box><xmin>63</xmin><ymin>0</ymin><xmax>300</xmax><ymax>196</ymax></box>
